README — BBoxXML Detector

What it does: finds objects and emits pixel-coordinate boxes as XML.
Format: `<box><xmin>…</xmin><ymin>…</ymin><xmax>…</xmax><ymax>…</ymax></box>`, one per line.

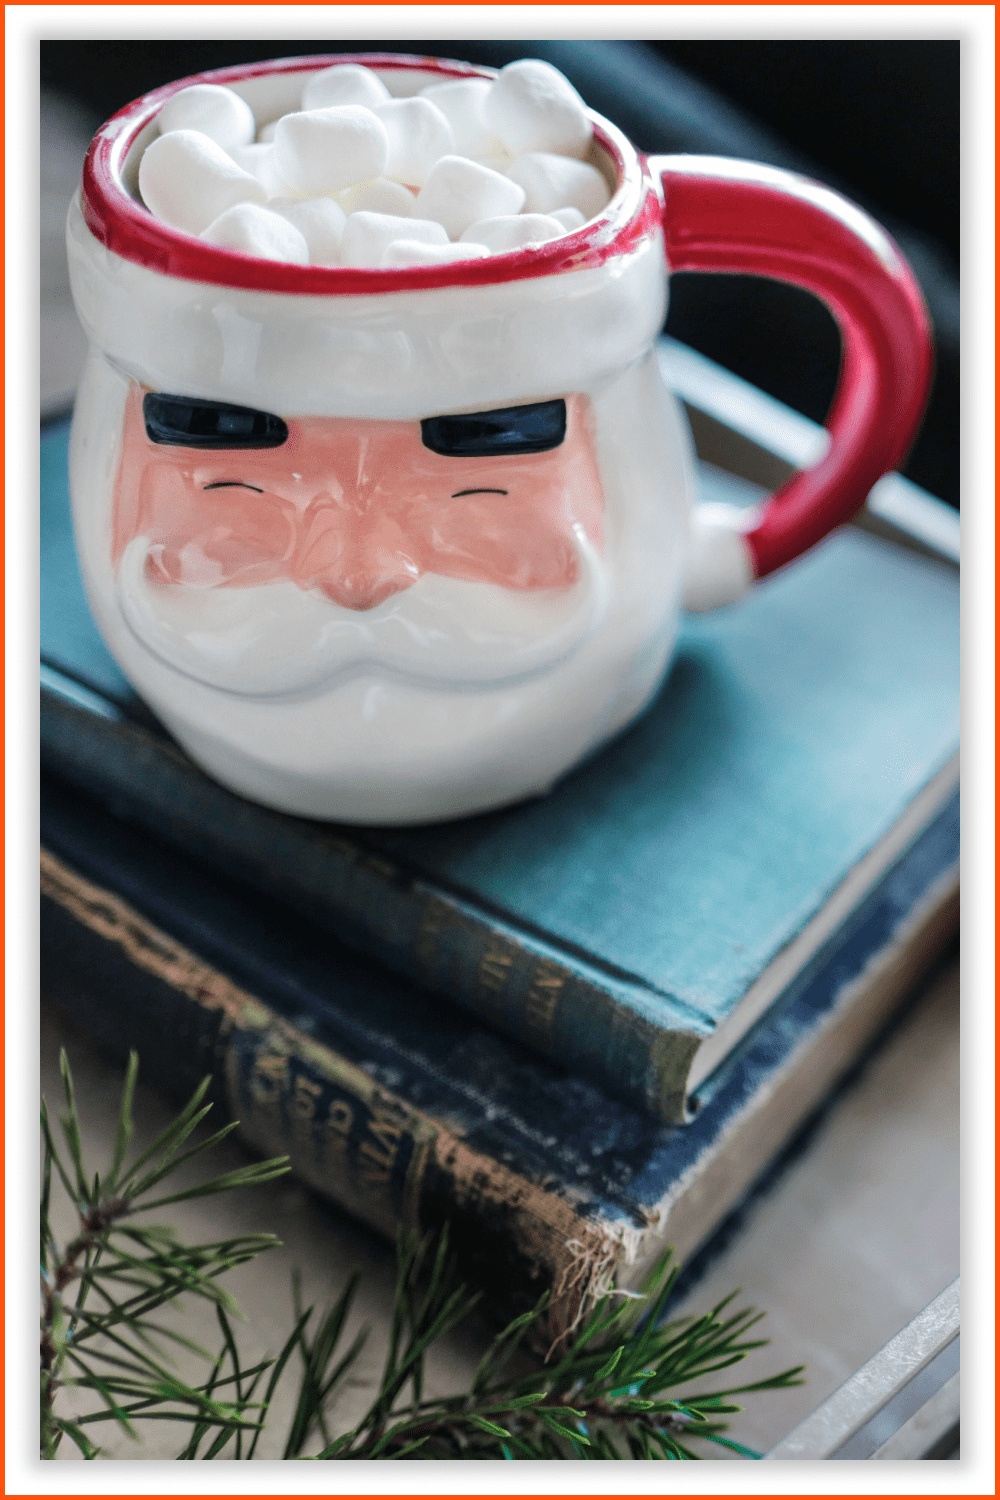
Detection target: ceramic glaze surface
<box><xmin>111</xmin><ymin>383</ymin><xmax>611</xmax><ymax>697</ymax></box>
<box><xmin>70</xmin><ymin>348</ymin><xmax>691</xmax><ymax>819</ymax></box>
<box><xmin>67</xmin><ymin>54</ymin><xmax>933</xmax><ymax>824</ymax></box>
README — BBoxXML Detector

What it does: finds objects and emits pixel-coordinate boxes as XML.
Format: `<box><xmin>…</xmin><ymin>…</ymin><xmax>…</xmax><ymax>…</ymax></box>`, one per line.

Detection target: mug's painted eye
<box><xmin>143</xmin><ymin>393</ymin><xmax>288</xmax><ymax>448</ymax></box>
<box><xmin>421</xmin><ymin>400</ymin><xmax>566</xmax><ymax>458</ymax></box>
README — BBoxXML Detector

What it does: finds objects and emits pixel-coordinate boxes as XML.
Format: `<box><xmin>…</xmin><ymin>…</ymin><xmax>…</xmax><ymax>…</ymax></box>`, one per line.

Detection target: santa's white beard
<box><xmin>117</xmin><ymin>523</ymin><xmax>609</xmax><ymax>697</ymax></box>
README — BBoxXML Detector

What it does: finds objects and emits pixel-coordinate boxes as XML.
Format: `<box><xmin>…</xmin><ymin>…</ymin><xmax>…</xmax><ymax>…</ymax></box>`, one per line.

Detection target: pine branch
<box><xmin>40</xmin><ymin>1051</ymin><xmax>289</xmax><ymax>1458</ymax></box>
<box><xmin>41</xmin><ymin>1049</ymin><xmax>804</xmax><ymax>1461</ymax></box>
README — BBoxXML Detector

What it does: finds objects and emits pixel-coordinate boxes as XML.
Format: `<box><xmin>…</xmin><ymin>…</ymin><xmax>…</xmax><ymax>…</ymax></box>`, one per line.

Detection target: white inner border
<box><xmin>12</xmin><ymin>9</ymin><xmax>995</xmax><ymax>1497</ymax></box>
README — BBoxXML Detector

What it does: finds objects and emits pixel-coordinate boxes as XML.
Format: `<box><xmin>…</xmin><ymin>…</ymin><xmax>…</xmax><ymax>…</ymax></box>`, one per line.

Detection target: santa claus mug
<box><xmin>67</xmin><ymin>53</ymin><xmax>932</xmax><ymax>824</ymax></box>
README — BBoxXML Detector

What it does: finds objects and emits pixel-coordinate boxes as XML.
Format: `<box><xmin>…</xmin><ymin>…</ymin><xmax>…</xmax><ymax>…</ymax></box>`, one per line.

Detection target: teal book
<box><xmin>40</xmin><ymin>349</ymin><xmax>960</xmax><ymax>1123</ymax></box>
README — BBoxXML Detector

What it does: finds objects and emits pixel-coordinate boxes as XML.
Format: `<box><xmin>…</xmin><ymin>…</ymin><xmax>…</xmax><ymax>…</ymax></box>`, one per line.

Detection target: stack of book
<box><xmin>40</xmin><ymin>341</ymin><xmax>959</xmax><ymax>1331</ymax></box>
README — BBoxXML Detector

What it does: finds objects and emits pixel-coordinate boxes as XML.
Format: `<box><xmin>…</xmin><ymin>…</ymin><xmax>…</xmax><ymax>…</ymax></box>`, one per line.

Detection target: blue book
<box><xmin>40</xmin><ymin>348</ymin><xmax>960</xmax><ymax>1122</ymax></box>
<box><xmin>41</xmin><ymin>771</ymin><xmax>957</xmax><ymax>1327</ymax></box>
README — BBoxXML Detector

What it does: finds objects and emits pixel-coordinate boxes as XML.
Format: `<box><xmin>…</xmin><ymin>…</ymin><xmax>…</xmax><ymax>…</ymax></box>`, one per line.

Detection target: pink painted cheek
<box><xmin>142</xmin><ymin>477</ymin><xmax>299</xmax><ymax>587</ymax></box>
<box><xmin>389</xmin><ymin>419</ymin><xmax>604</xmax><ymax>590</ymax></box>
<box><xmin>402</xmin><ymin>490</ymin><xmax>579</xmax><ymax>588</ymax></box>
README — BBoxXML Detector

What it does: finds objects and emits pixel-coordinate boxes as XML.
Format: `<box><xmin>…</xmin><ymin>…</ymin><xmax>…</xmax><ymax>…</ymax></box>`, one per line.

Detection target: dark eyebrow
<box><xmin>143</xmin><ymin>393</ymin><xmax>288</xmax><ymax>449</ymax></box>
<box><xmin>421</xmin><ymin>399</ymin><xmax>567</xmax><ymax>457</ymax></box>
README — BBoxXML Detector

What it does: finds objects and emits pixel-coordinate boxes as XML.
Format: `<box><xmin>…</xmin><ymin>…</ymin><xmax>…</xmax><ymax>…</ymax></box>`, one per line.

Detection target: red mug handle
<box><xmin>650</xmin><ymin>155</ymin><xmax>934</xmax><ymax>602</ymax></box>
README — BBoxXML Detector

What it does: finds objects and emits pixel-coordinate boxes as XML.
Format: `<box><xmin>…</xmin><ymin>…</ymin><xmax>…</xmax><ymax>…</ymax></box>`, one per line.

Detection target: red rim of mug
<box><xmin>80</xmin><ymin>52</ymin><xmax>662</xmax><ymax>294</ymax></box>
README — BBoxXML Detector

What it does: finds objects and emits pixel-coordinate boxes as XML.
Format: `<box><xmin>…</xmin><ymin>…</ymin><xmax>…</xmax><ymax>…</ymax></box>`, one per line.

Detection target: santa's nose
<box><xmin>294</xmin><ymin>488</ymin><xmax>419</xmax><ymax>610</ymax></box>
<box><xmin>326</xmin><ymin>555</ymin><xmax>418</xmax><ymax>611</ymax></box>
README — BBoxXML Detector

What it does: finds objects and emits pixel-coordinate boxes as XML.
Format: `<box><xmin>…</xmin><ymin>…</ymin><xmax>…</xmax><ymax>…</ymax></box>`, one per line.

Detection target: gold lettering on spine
<box><xmin>474</xmin><ymin>930</ymin><xmax>515</xmax><ymax>1022</ymax></box>
<box><xmin>524</xmin><ymin>959</ymin><xmax>566</xmax><ymax>1051</ymax></box>
<box><xmin>325</xmin><ymin>1098</ymin><xmax>354</xmax><ymax>1141</ymax></box>
<box><xmin>249</xmin><ymin>1047</ymin><xmax>288</xmax><ymax>1116</ymax></box>
<box><xmin>323</xmin><ymin>1097</ymin><xmax>354</xmax><ymax>1173</ymax></box>
<box><xmin>289</xmin><ymin>1072</ymin><xmax>322</xmax><ymax>1153</ymax></box>
<box><xmin>359</xmin><ymin>1107</ymin><xmax>404</xmax><ymax>1185</ymax></box>
<box><xmin>414</xmin><ymin>895</ymin><xmax>449</xmax><ymax>982</ymax></box>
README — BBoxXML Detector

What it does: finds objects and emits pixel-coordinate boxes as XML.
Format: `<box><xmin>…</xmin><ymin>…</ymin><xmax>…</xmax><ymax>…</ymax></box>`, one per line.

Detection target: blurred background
<box><xmin>41</xmin><ymin>38</ymin><xmax>960</xmax><ymax>506</ymax></box>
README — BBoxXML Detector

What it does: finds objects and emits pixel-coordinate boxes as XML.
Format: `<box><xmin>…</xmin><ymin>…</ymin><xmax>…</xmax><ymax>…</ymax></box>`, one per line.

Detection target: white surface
<box><xmin>272</xmin><ymin>106</ymin><xmax>389</xmax><ymax>197</ymax></box>
<box><xmin>414</xmin><ymin>155</ymin><xmax>526</xmax><ymax>240</ymax></box>
<box><xmin>201</xmin><ymin>202</ymin><xmax>309</xmax><ymax>264</ymax></box>
<box><xmin>872</xmin><ymin>1370</ymin><xmax>960</xmax><ymax>1459</ymax></box>
<box><xmin>115</xmin><ymin>525</ymin><xmax>608</xmax><ymax>695</ymax></box>
<box><xmin>157</xmin><ymin>83</ymin><xmax>255</xmax><ymax>153</ymax></box>
<box><xmin>339</xmin><ymin>209</ymin><xmax>448</xmax><ymax>267</ymax></box>
<box><xmin>300</xmin><ymin>62</ymin><xmax>390</xmax><ymax>113</ymax></box>
<box><xmin>229</xmin><ymin>142</ymin><xmax>292</xmax><ymax>200</ymax></box>
<box><xmin>484</xmin><ymin>58</ymin><xmax>592</xmax><ymax>160</ymax></box>
<box><xmin>550</xmin><ymin>205</ymin><xmax>587</xmax><ymax>232</ymax></box>
<box><xmin>507</xmin><ymin>151</ymin><xmax>610</xmax><ymax>218</ymax></box>
<box><xmin>460</xmin><ymin>212</ymin><xmax>564</xmax><ymax>250</ymax></box>
<box><xmin>270</xmin><ymin>196</ymin><xmax>346</xmax><ymax>266</ymax></box>
<box><xmin>137</xmin><ymin>129</ymin><xmax>265</xmax><ymax>235</ymax></box>
<box><xmin>381</xmin><ymin>239</ymin><xmax>490</xmax><ymax>267</ymax></box>
<box><xmin>334</xmin><ymin>176</ymin><xmax>415</xmax><ymax>218</ymax></box>
<box><xmin>681</xmin><ymin>502</ymin><xmax>755</xmax><ymax>611</ymax></box>
<box><xmin>64</xmin><ymin>192</ymin><xmax>667</xmax><ymax>413</ymax></box>
<box><xmin>420</xmin><ymin>78</ymin><xmax>504</xmax><ymax>160</ymax></box>
<box><xmin>372</xmin><ymin>97</ymin><xmax>455</xmax><ymax>188</ymax></box>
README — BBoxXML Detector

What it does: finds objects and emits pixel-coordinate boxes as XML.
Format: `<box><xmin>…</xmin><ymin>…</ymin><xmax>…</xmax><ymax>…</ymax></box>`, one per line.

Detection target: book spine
<box><xmin>41</xmin><ymin>688</ymin><xmax>705</xmax><ymax>1122</ymax></box>
<box><xmin>40</xmin><ymin>845</ymin><xmax>630</xmax><ymax>1335</ymax></box>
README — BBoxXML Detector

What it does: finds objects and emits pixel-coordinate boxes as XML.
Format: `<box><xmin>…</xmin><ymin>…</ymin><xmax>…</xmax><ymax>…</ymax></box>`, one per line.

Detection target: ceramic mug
<box><xmin>67</xmin><ymin>53</ymin><xmax>932</xmax><ymax>824</ymax></box>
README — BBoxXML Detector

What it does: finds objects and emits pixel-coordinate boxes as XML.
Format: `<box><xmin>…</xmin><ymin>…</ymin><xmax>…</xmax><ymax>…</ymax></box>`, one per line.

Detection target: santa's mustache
<box><xmin>116</xmin><ymin>524</ymin><xmax>609</xmax><ymax>697</ymax></box>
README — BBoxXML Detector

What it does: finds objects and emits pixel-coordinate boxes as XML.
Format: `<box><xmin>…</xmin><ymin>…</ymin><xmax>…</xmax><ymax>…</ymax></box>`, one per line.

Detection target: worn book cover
<box><xmin>41</xmin><ymin>772</ymin><xmax>958</xmax><ymax>1331</ymax></box>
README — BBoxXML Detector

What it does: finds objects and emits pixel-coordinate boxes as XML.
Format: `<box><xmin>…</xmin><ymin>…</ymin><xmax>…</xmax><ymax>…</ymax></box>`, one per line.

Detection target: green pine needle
<box><xmin>41</xmin><ymin>1050</ymin><xmax>804</xmax><ymax>1460</ymax></box>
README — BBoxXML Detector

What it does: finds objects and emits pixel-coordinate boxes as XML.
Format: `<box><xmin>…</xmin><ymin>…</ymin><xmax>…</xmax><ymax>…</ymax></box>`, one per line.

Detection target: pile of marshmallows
<box><xmin>137</xmin><ymin>59</ymin><xmax>613</xmax><ymax>269</ymax></box>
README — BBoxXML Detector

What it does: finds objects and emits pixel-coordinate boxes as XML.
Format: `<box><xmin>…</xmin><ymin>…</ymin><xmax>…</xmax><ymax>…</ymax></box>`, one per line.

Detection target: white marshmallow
<box><xmin>459</xmin><ymin>213</ymin><xmax>565</xmax><ymax>251</ymax></box>
<box><xmin>484</xmin><ymin>59</ymin><xmax>592</xmax><ymax>160</ymax></box>
<box><xmin>381</xmin><ymin>239</ymin><xmax>490</xmax><ymax>267</ymax></box>
<box><xmin>414</xmin><ymin>155</ymin><xmax>525</xmax><ymax>240</ymax></box>
<box><xmin>419</xmin><ymin>78</ymin><xmax>505</xmax><ymax>159</ymax></box>
<box><xmin>229</xmin><ymin>143</ymin><xmax>294</xmax><ymax>200</ymax></box>
<box><xmin>336</xmin><ymin>177</ymin><xmax>415</xmax><ymax>218</ymax></box>
<box><xmin>301</xmin><ymin>62</ymin><xmax>391</xmax><ymax>112</ymax></box>
<box><xmin>272</xmin><ymin>106</ymin><xmax>389</xmax><ymax>196</ymax></box>
<box><xmin>269</xmin><ymin>197</ymin><xmax>347</xmax><ymax>264</ymax></box>
<box><xmin>138</xmin><ymin>129</ymin><xmax>266</xmax><ymax>235</ymax></box>
<box><xmin>507</xmin><ymin>152</ymin><xmax>610</xmax><ymax>219</ymax></box>
<box><xmin>157</xmin><ymin>84</ymin><xmax>256</xmax><ymax>153</ymax></box>
<box><xmin>473</xmin><ymin>149</ymin><xmax>515</xmax><ymax>174</ymax></box>
<box><xmin>257</xmin><ymin>120</ymin><xmax>278</xmax><ymax>143</ymax></box>
<box><xmin>340</xmin><ymin>211</ymin><xmax>448</xmax><ymax>267</ymax></box>
<box><xmin>200</xmin><ymin>202</ymin><xmax>310</xmax><ymax>264</ymax></box>
<box><xmin>372</xmin><ymin>98</ymin><xmax>454</xmax><ymax>187</ymax></box>
<box><xmin>549</xmin><ymin>204</ymin><xmax>587</xmax><ymax>231</ymax></box>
